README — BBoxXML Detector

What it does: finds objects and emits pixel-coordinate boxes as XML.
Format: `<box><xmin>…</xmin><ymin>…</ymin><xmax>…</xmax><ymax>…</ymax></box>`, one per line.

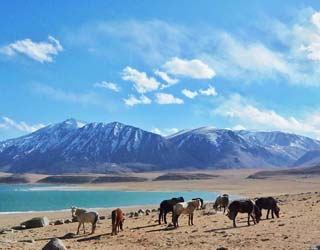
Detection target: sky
<box><xmin>2</xmin><ymin>0</ymin><xmax>320</xmax><ymax>140</ymax></box>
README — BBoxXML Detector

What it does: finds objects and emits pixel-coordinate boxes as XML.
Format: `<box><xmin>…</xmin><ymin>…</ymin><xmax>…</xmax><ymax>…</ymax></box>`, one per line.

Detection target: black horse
<box><xmin>158</xmin><ymin>197</ymin><xmax>184</xmax><ymax>224</ymax></box>
<box><xmin>192</xmin><ymin>198</ymin><xmax>204</xmax><ymax>209</ymax></box>
<box><xmin>227</xmin><ymin>199</ymin><xmax>262</xmax><ymax>227</ymax></box>
<box><xmin>255</xmin><ymin>197</ymin><xmax>280</xmax><ymax>219</ymax></box>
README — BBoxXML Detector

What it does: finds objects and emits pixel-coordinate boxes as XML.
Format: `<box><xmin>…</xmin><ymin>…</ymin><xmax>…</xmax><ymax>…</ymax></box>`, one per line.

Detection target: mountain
<box><xmin>0</xmin><ymin>119</ymin><xmax>197</xmax><ymax>174</ymax></box>
<box><xmin>1</xmin><ymin>119</ymin><xmax>320</xmax><ymax>174</ymax></box>
<box><xmin>293</xmin><ymin>150</ymin><xmax>320</xmax><ymax>167</ymax></box>
<box><xmin>167</xmin><ymin>128</ymin><xmax>320</xmax><ymax>169</ymax></box>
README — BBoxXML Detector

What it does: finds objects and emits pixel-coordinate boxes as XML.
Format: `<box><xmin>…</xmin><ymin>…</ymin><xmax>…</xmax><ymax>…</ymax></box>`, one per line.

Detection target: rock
<box><xmin>19</xmin><ymin>239</ymin><xmax>35</xmax><ymax>243</ymax></box>
<box><xmin>217</xmin><ymin>247</ymin><xmax>228</xmax><ymax>250</ymax></box>
<box><xmin>11</xmin><ymin>225</ymin><xmax>26</xmax><ymax>230</ymax></box>
<box><xmin>21</xmin><ymin>217</ymin><xmax>49</xmax><ymax>229</ymax></box>
<box><xmin>71</xmin><ymin>217</ymin><xmax>78</xmax><ymax>223</ymax></box>
<box><xmin>54</xmin><ymin>220</ymin><xmax>64</xmax><ymax>225</ymax></box>
<box><xmin>134</xmin><ymin>212</ymin><xmax>140</xmax><ymax>217</ymax></box>
<box><xmin>278</xmin><ymin>223</ymin><xmax>285</xmax><ymax>226</ymax></box>
<box><xmin>64</xmin><ymin>218</ymin><xmax>73</xmax><ymax>224</ymax></box>
<box><xmin>61</xmin><ymin>233</ymin><xmax>76</xmax><ymax>239</ymax></box>
<box><xmin>261</xmin><ymin>238</ymin><xmax>270</xmax><ymax>242</ymax></box>
<box><xmin>151</xmin><ymin>209</ymin><xmax>157</xmax><ymax>213</ymax></box>
<box><xmin>42</xmin><ymin>238</ymin><xmax>67</xmax><ymax>250</ymax></box>
<box><xmin>99</xmin><ymin>216</ymin><xmax>106</xmax><ymax>220</ymax></box>
<box><xmin>138</xmin><ymin>209</ymin><xmax>145</xmax><ymax>214</ymax></box>
<box><xmin>0</xmin><ymin>229</ymin><xmax>14</xmax><ymax>234</ymax></box>
<box><xmin>145</xmin><ymin>209</ymin><xmax>151</xmax><ymax>215</ymax></box>
<box><xmin>310</xmin><ymin>246</ymin><xmax>320</xmax><ymax>250</ymax></box>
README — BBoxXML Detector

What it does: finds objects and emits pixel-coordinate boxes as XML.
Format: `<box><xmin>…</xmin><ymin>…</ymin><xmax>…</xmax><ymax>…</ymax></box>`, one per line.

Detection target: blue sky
<box><xmin>2</xmin><ymin>0</ymin><xmax>320</xmax><ymax>140</ymax></box>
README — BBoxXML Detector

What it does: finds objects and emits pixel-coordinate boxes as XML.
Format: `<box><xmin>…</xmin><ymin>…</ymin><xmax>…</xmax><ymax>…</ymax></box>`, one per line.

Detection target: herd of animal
<box><xmin>71</xmin><ymin>195</ymin><xmax>280</xmax><ymax>236</ymax></box>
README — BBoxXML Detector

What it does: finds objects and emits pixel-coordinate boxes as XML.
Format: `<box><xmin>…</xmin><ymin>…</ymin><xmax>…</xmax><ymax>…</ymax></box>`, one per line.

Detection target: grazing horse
<box><xmin>255</xmin><ymin>197</ymin><xmax>280</xmax><ymax>219</ymax></box>
<box><xmin>158</xmin><ymin>196</ymin><xmax>184</xmax><ymax>224</ymax></box>
<box><xmin>192</xmin><ymin>198</ymin><xmax>204</xmax><ymax>209</ymax></box>
<box><xmin>227</xmin><ymin>200</ymin><xmax>261</xmax><ymax>228</ymax></box>
<box><xmin>71</xmin><ymin>207</ymin><xmax>99</xmax><ymax>235</ymax></box>
<box><xmin>213</xmin><ymin>194</ymin><xmax>229</xmax><ymax>213</ymax></box>
<box><xmin>111</xmin><ymin>208</ymin><xmax>125</xmax><ymax>235</ymax></box>
<box><xmin>172</xmin><ymin>199</ymin><xmax>201</xmax><ymax>228</ymax></box>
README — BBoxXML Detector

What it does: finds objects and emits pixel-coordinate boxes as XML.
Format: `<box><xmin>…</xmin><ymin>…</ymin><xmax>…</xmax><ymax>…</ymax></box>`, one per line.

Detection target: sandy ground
<box><xmin>0</xmin><ymin>169</ymin><xmax>320</xmax><ymax>250</ymax></box>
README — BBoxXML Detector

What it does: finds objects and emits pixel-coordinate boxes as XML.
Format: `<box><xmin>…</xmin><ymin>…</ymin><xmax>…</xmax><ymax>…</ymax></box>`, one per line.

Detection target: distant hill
<box><xmin>38</xmin><ymin>175</ymin><xmax>148</xmax><ymax>184</ymax></box>
<box><xmin>153</xmin><ymin>173</ymin><xmax>218</xmax><ymax>181</ymax></box>
<box><xmin>247</xmin><ymin>165</ymin><xmax>320</xmax><ymax>179</ymax></box>
<box><xmin>1</xmin><ymin>118</ymin><xmax>320</xmax><ymax>174</ymax></box>
<box><xmin>0</xmin><ymin>174</ymin><xmax>30</xmax><ymax>184</ymax></box>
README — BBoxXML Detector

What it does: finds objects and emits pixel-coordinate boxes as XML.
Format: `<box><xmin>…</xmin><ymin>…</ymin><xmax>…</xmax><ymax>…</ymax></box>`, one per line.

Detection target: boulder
<box><xmin>42</xmin><ymin>238</ymin><xmax>66</xmax><ymax>250</ymax></box>
<box><xmin>64</xmin><ymin>218</ymin><xmax>73</xmax><ymax>224</ymax></box>
<box><xmin>151</xmin><ymin>209</ymin><xmax>158</xmax><ymax>213</ymax></box>
<box><xmin>145</xmin><ymin>209</ymin><xmax>151</xmax><ymax>215</ymax></box>
<box><xmin>134</xmin><ymin>212</ymin><xmax>139</xmax><ymax>217</ymax></box>
<box><xmin>54</xmin><ymin>220</ymin><xmax>64</xmax><ymax>225</ymax></box>
<box><xmin>21</xmin><ymin>217</ymin><xmax>49</xmax><ymax>229</ymax></box>
<box><xmin>137</xmin><ymin>209</ymin><xmax>145</xmax><ymax>214</ymax></box>
<box><xmin>99</xmin><ymin>216</ymin><xmax>106</xmax><ymax>220</ymax></box>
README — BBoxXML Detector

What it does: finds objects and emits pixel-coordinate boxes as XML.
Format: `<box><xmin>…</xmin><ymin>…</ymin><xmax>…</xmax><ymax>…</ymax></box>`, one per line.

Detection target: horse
<box><xmin>111</xmin><ymin>208</ymin><xmax>125</xmax><ymax>235</ymax></box>
<box><xmin>192</xmin><ymin>198</ymin><xmax>204</xmax><ymax>209</ymax></box>
<box><xmin>172</xmin><ymin>199</ymin><xmax>201</xmax><ymax>228</ymax></box>
<box><xmin>71</xmin><ymin>207</ymin><xmax>99</xmax><ymax>235</ymax></box>
<box><xmin>213</xmin><ymin>194</ymin><xmax>229</xmax><ymax>213</ymax></box>
<box><xmin>255</xmin><ymin>197</ymin><xmax>280</xmax><ymax>219</ymax></box>
<box><xmin>227</xmin><ymin>199</ymin><xmax>261</xmax><ymax>228</ymax></box>
<box><xmin>158</xmin><ymin>196</ymin><xmax>184</xmax><ymax>224</ymax></box>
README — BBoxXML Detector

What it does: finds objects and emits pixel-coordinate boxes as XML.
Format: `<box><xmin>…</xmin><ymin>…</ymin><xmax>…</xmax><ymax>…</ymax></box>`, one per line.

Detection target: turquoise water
<box><xmin>0</xmin><ymin>185</ymin><xmax>237</xmax><ymax>213</ymax></box>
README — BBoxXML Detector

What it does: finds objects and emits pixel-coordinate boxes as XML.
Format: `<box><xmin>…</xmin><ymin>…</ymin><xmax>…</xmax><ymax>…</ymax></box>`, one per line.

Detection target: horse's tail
<box><xmin>93</xmin><ymin>212</ymin><xmax>99</xmax><ymax>225</ymax></box>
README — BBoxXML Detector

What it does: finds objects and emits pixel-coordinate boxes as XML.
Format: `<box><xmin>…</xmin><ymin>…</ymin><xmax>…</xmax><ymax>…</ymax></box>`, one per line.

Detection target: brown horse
<box><xmin>111</xmin><ymin>208</ymin><xmax>125</xmax><ymax>235</ymax></box>
<box><xmin>227</xmin><ymin>200</ymin><xmax>261</xmax><ymax>227</ymax></box>
<box><xmin>213</xmin><ymin>194</ymin><xmax>229</xmax><ymax>213</ymax></box>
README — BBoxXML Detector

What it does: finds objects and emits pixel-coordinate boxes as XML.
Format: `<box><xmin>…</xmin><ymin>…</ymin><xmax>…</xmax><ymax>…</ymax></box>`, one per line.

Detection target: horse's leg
<box><xmin>191</xmin><ymin>213</ymin><xmax>194</xmax><ymax>225</ymax></box>
<box><xmin>233</xmin><ymin>216</ymin><xmax>237</xmax><ymax>228</ymax></box>
<box><xmin>164</xmin><ymin>211</ymin><xmax>167</xmax><ymax>224</ymax></box>
<box><xmin>266</xmin><ymin>209</ymin><xmax>270</xmax><ymax>219</ymax></box>
<box><xmin>223</xmin><ymin>206</ymin><xmax>226</xmax><ymax>214</ymax></box>
<box><xmin>251</xmin><ymin>215</ymin><xmax>256</xmax><ymax>224</ymax></box>
<box><xmin>83</xmin><ymin>223</ymin><xmax>86</xmax><ymax>234</ymax></box>
<box><xmin>271</xmin><ymin>209</ymin><xmax>274</xmax><ymax>219</ymax></box>
<box><xmin>158</xmin><ymin>210</ymin><xmax>163</xmax><ymax>225</ymax></box>
<box><xmin>77</xmin><ymin>222</ymin><xmax>81</xmax><ymax>234</ymax></box>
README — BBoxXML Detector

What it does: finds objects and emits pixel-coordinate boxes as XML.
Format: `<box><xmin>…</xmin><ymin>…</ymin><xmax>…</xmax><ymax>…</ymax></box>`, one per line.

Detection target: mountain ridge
<box><xmin>1</xmin><ymin>118</ymin><xmax>320</xmax><ymax>174</ymax></box>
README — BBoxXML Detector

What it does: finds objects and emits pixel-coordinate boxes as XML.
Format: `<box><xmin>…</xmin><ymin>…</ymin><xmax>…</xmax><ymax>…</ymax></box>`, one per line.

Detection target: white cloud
<box><xmin>199</xmin><ymin>85</ymin><xmax>217</xmax><ymax>96</ymax></box>
<box><xmin>154</xmin><ymin>70</ymin><xmax>179</xmax><ymax>86</ymax></box>
<box><xmin>181</xmin><ymin>89</ymin><xmax>198</xmax><ymax>99</ymax></box>
<box><xmin>1</xmin><ymin>117</ymin><xmax>45</xmax><ymax>133</ymax></box>
<box><xmin>155</xmin><ymin>93</ymin><xmax>184</xmax><ymax>104</ymax></box>
<box><xmin>163</xmin><ymin>57</ymin><xmax>216</xmax><ymax>79</ymax></box>
<box><xmin>151</xmin><ymin>127</ymin><xmax>179</xmax><ymax>136</ymax></box>
<box><xmin>203</xmin><ymin>33</ymin><xmax>292</xmax><ymax>82</ymax></box>
<box><xmin>94</xmin><ymin>81</ymin><xmax>120</xmax><ymax>92</ymax></box>
<box><xmin>123</xmin><ymin>95</ymin><xmax>151</xmax><ymax>106</ymax></box>
<box><xmin>213</xmin><ymin>94</ymin><xmax>320</xmax><ymax>138</ymax></box>
<box><xmin>122</xmin><ymin>67</ymin><xmax>160</xmax><ymax>93</ymax></box>
<box><xmin>0</xmin><ymin>36</ymin><xmax>63</xmax><ymax>63</ymax></box>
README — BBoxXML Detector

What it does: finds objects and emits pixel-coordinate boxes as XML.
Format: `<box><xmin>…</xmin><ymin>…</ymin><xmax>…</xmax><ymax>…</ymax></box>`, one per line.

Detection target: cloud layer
<box><xmin>0</xmin><ymin>36</ymin><xmax>63</xmax><ymax>63</ymax></box>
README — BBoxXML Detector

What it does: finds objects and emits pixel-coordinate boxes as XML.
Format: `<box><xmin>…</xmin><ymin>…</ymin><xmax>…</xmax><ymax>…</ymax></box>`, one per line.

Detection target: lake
<box><xmin>0</xmin><ymin>185</ymin><xmax>238</xmax><ymax>213</ymax></box>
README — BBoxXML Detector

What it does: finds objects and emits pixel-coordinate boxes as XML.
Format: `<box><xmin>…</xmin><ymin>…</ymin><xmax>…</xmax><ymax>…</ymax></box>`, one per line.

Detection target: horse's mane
<box><xmin>75</xmin><ymin>208</ymin><xmax>87</xmax><ymax>215</ymax></box>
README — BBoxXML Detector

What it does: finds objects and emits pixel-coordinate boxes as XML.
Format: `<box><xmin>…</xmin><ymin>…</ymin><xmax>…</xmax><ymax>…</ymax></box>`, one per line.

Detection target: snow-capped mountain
<box><xmin>167</xmin><ymin>127</ymin><xmax>320</xmax><ymax>169</ymax></box>
<box><xmin>1</xmin><ymin>119</ymin><xmax>320</xmax><ymax>174</ymax></box>
<box><xmin>0</xmin><ymin>119</ymin><xmax>197</xmax><ymax>173</ymax></box>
